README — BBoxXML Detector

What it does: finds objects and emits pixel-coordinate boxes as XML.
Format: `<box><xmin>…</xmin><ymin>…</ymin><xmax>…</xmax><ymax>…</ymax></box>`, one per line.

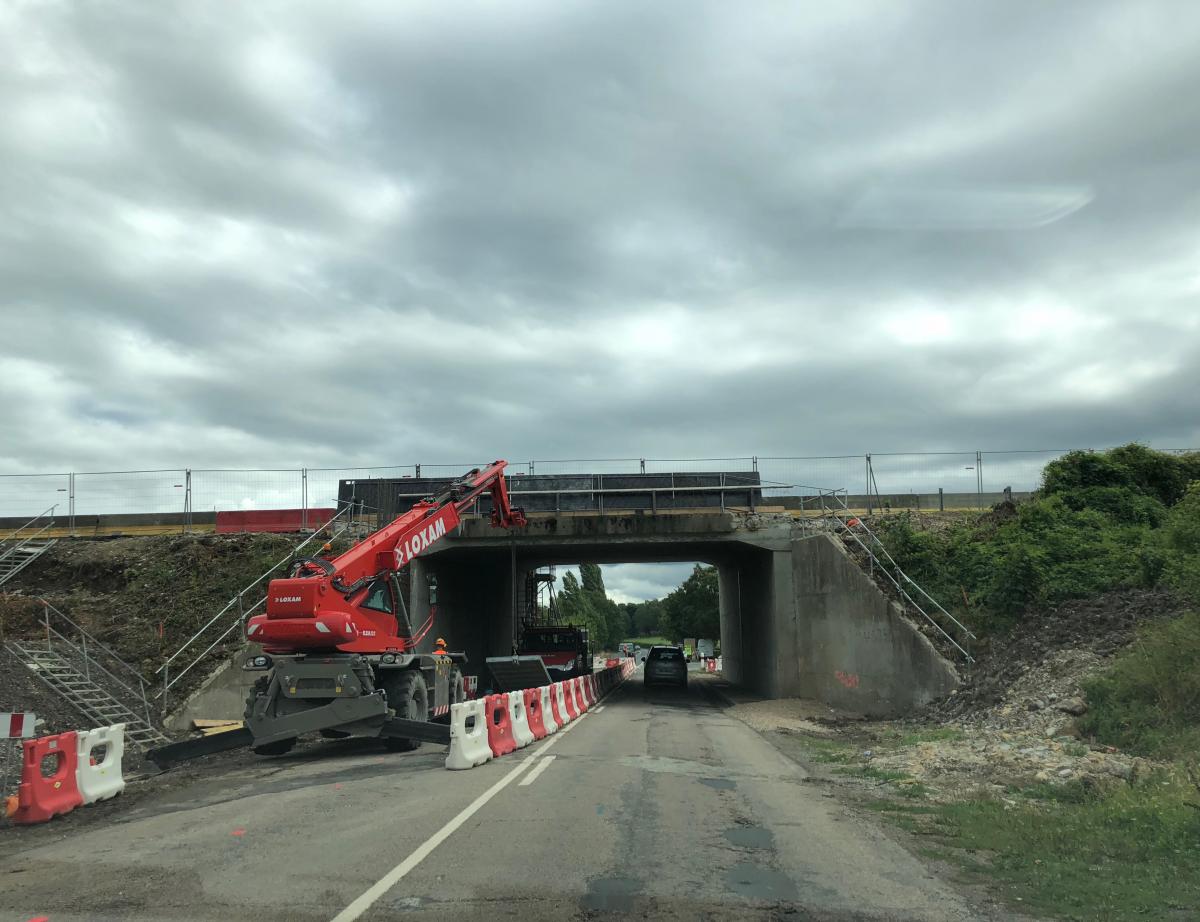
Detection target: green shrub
<box><xmin>1163</xmin><ymin>483</ymin><xmax>1200</xmax><ymax>605</ymax></box>
<box><xmin>1042</xmin><ymin>443</ymin><xmax>1198</xmax><ymax>507</ymax></box>
<box><xmin>1079</xmin><ymin>611</ymin><xmax>1200</xmax><ymax>759</ymax></box>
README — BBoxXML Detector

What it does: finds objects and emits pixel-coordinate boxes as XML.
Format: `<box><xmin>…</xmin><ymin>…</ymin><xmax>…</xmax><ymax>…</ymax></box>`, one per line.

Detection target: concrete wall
<box><xmin>790</xmin><ymin>534</ymin><xmax>959</xmax><ymax>715</ymax></box>
<box><xmin>165</xmin><ymin>647</ymin><xmax>261</xmax><ymax>730</ymax></box>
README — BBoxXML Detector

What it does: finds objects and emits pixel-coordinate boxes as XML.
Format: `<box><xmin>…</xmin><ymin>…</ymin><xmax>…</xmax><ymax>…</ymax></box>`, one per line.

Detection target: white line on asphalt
<box><xmin>329</xmin><ymin>757</ymin><xmax>535</xmax><ymax>922</ymax></box>
<box><xmin>592</xmin><ymin>705</ymin><xmax>606</xmax><ymax>713</ymax></box>
<box><xmin>330</xmin><ymin>712</ymin><xmax>591</xmax><ymax>921</ymax></box>
<box><xmin>518</xmin><ymin>754</ymin><xmax>557</xmax><ymax>786</ymax></box>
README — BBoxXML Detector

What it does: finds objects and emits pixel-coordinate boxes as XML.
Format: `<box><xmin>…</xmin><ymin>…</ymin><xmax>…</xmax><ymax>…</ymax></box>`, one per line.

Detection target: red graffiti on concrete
<box><xmin>835</xmin><ymin>670</ymin><xmax>860</xmax><ymax>689</ymax></box>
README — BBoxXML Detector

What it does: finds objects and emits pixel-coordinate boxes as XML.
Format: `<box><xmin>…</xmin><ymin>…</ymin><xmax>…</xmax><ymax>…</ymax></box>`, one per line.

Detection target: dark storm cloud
<box><xmin>2</xmin><ymin>0</ymin><xmax>1198</xmax><ymax>490</ymax></box>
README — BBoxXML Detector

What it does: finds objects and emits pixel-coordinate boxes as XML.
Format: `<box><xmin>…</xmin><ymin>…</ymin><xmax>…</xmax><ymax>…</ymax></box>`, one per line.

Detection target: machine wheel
<box><xmin>382</xmin><ymin>669</ymin><xmax>428</xmax><ymax>752</ymax></box>
<box><xmin>253</xmin><ymin>737</ymin><xmax>297</xmax><ymax>756</ymax></box>
<box><xmin>449</xmin><ymin>668</ymin><xmax>466</xmax><ymax>706</ymax></box>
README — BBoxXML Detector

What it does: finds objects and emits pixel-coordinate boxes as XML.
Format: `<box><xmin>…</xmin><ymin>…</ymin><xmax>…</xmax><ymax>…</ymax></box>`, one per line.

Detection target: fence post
<box><xmin>640</xmin><ymin>458</ymin><xmax>645</xmax><ymax>474</ymax></box>
<box><xmin>183</xmin><ymin>469</ymin><xmax>193</xmax><ymax>533</ymax></box>
<box><xmin>939</xmin><ymin>487</ymin><xmax>944</xmax><ymax>512</ymax></box>
<box><xmin>528</xmin><ymin>461</ymin><xmax>535</xmax><ymax>475</ymax></box>
<box><xmin>301</xmin><ymin>468</ymin><xmax>308</xmax><ymax>530</ymax></box>
<box><xmin>752</xmin><ymin>455</ymin><xmax>758</xmax><ymax>473</ymax></box>
<box><xmin>976</xmin><ymin>451</ymin><xmax>983</xmax><ymax>509</ymax></box>
<box><xmin>865</xmin><ymin>455</ymin><xmax>873</xmax><ymax>515</ymax></box>
<box><xmin>68</xmin><ymin>472</ymin><xmax>76</xmax><ymax>537</ymax></box>
<box><xmin>415</xmin><ymin>464</ymin><xmax>421</xmax><ymax>479</ymax></box>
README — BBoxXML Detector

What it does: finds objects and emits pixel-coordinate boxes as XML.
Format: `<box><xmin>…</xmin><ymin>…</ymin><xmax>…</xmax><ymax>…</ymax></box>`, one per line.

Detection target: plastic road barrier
<box><xmin>523</xmin><ymin>688</ymin><xmax>547</xmax><ymax>740</ymax></box>
<box><xmin>446</xmin><ymin>700</ymin><xmax>492</xmax><ymax>770</ymax></box>
<box><xmin>554</xmin><ymin>682</ymin><xmax>573</xmax><ymax>723</ymax></box>
<box><xmin>561</xmin><ymin>681</ymin><xmax>580</xmax><ymax>721</ymax></box>
<box><xmin>573</xmin><ymin>677</ymin><xmax>590</xmax><ymax>712</ymax></box>
<box><xmin>539</xmin><ymin>686</ymin><xmax>560</xmax><ymax>734</ymax></box>
<box><xmin>76</xmin><ymin>724</ymin><xmax>126</xmax><ymax>805</ymax></box>
<box><xmin>2</xmin><ymin>712</ymin><xmax>37</xmax><ymax>738</ymax></box>
<box><xmin>508</xmin><ymin>690</ymin><xmax>535</xmax><ymax>749</ymax></box>
<box><xmin>585</xmin><ymin>675</ymin><xmax>598</xmax><ymax>705</ymax></box>
<box><xmin>484</xmin><ymin>694</ymin><xmax>516</xmax><ymax>758</ymax></box>
<box><xmin>11</xmin><ymin>732</ymin><xmax>83</xmax><ymax>825</ymax></box>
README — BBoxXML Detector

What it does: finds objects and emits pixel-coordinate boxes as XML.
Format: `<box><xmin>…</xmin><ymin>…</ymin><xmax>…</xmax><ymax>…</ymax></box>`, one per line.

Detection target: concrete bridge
<box><xmin>410</xmin><ymin>510</ymin><xmax>958</xmax><ymax>717</ymax></box>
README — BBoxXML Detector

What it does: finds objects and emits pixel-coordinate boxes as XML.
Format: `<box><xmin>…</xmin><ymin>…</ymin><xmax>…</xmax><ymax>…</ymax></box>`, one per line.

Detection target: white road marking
<box><xmin>330</xmin><ymin>711</ymin><xmax>591</xmax><ymax>921</ymax></box>
<box><xmin>329</xmin><ymin>758</ymin><xmax>534</xmax><ymax>921</ymax></box>
<box><xmin>592</xmin><ymin>705</ymin><xmax>606</xmax><ymax>713</ymax></box>
<box><xmin>518</xmin><ymin>754</ymin><xmax>557</xmax><ymax>786</ymax></box>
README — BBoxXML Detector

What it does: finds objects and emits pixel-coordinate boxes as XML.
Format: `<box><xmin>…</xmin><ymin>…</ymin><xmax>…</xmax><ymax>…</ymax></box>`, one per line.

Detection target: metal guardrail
<box><xmin>32</xmin><ymin>599</ymin><xmax>156</xmax><ymax>729</ymax></box>
<box><xmin>155</xmin><ymin>501</ymin><xmax>361</xmax><ymax>710</ymax></box>
<box><xmin>812</xmin><ymin>492</ymin><xmax>976</xmax><ymax>664</ymax></box>
<box><xmin>0</xmin><ymin>505</ymin><xmax>56</xmax><ymax>563</ymax></box>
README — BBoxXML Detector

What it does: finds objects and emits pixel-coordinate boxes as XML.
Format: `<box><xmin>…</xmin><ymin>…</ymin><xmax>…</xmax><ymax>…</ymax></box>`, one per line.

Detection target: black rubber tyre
<box><xmin>382</xmin><ymin>669</ymin><xmax>428</xmax><ymax>752</ymax></box>
<box><xmin>449</xmin><ymin>668</ymin><xmax>466</xmax><ymax>706</ymax></box>
<box><xmin>253</xmin><ymin>737</ymin><xmax>297</xmax><ymax>756</ymax></box>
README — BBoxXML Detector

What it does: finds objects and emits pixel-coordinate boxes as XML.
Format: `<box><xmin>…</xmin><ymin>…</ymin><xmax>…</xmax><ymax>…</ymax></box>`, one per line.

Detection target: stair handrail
<box><xmin>816</xmin><ymin>492</ymin><xmax>976</xmax><ymax>664</ymax></box>
<box><xmin>0</xmin><ymin>505</ymin><xmax>57</xmax><ymax>563</ymax></box>
<box><xmin>31</xmin><ymin>599</ymin><xmax>156</xmax><ymax>729</ymax></box>
<box><xmin>155</xmin><ymin>501</ymin><xmax>360</xmax><ymax>706</ymax></box>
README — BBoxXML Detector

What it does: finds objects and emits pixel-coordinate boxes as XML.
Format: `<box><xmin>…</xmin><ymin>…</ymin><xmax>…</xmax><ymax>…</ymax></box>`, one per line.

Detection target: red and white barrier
<box><xmin>2</xmin><ymin>712</ymin><xmax>37</xmax><ymax>739</ymax></box>
<box><xmin>10</xmin><ymin>732</ymin><xmax>84</xmax><ymax>825</ymax></box>
<box><xmin>446</xmin><ymin>699</ymin><xmax>492</xmax><ymax>770</ymax></box>
<box><xmin>540</xmin><ymin>685</ymin><xmax>560</xmax><ymax>734</ymax></box>
<box><xmin>508</xmin><ymin>690</ymin><xmax>535</xmax><ymax>749</ymax></box>
<box><xmin>484</xmin><ymin>694</ymin><xmax>515</xmax><ymax>758</ymax></box>
<box><xmin>76</xmin><ymin>724</ymin><xmax>126</xmax><ymax>805</ymax></box>
<box><xmin>444</xmin><ymin>664</ymin><xmax>631</xmax><ymax>771</ymax></box>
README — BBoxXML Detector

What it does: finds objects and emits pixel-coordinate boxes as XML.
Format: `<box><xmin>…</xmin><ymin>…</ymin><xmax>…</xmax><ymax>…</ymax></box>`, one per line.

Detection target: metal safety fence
<box><xmin>0</xmin><ymin>447</ymin><xmax>1195</xmax><ymax>525</ymax></box>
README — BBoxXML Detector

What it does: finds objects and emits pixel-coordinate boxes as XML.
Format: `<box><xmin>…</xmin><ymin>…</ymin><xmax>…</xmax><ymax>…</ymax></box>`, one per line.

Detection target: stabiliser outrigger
<box><xmin>149</xmin><ymin>461</ymin><xmax>526</xmax><ymax>768</ymax></box>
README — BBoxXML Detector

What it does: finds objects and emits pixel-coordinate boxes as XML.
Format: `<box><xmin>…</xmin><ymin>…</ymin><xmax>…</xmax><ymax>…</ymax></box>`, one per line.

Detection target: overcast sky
<box><xmin>3</xmin><ymin>2</ymin><xmax>1199</xmax><ymax>600</ymax></box>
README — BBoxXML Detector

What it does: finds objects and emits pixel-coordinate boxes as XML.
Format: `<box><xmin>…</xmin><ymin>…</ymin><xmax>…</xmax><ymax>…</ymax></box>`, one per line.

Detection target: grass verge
<box><xmin>866</xmin><ymin>772</ymin><xmax>1200</xmax><ymax>920</ymax></box>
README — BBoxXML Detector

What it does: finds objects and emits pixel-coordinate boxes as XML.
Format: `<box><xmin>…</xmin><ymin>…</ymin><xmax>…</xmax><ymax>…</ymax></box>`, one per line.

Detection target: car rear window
<box><xmin>649</xmin><ymin>648</ymin><xmax>683</xmax><ymax>661</ymax></box>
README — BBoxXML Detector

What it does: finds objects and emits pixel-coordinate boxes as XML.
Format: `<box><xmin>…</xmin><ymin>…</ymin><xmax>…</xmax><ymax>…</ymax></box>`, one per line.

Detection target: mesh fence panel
<box><xmin>308</xmin><ymin>466</ymin><xmax>418</xmax><ymax>516</ymax></box>
<box><xmin>757</xmin><ymin>457</ymin><xmax>863</xmax><ymax>496</ymax></box>
<box><xmin>979</xmin><ymin>450</ymin><xmax>1075</xmax><ymax>494</ymax></box>
<box><xmin>191</xmin><ymin>470</ymin><xmax>303</xmax><ymax>515</ymax></box>
<box><xmin>74</xmin><ymin>470</ymin><xmax>187</xmax><ymax>516</ymax></box>
<box><xmin>0</xmin><ymin>474</ymin><xmax>69</xmax><ymax>520</ymax></box>
<box><xmin>868</xmin><ymin>452</ymin><xmax>979</xmax><ymax>501</ymax></box>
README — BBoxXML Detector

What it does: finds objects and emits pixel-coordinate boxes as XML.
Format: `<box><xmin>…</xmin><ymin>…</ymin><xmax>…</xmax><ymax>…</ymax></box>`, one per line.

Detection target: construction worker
<box><xmin>433</xmin><ymin>637</ymin><xmax>450</xmax><ymax>657</ymax></box>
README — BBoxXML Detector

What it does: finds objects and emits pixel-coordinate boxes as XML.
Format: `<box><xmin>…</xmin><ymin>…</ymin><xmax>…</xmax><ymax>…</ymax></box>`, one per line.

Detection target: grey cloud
<box><xmin>2</xmin><ymin>0</ymin><xmax>1199</xmax><ymax>504</ymax></box>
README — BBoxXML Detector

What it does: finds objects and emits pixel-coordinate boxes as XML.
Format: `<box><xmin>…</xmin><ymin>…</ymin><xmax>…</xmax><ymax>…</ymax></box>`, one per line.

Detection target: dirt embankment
<box><xmin>0</xmin><ymin>533</ymin><xmax>312</xmax><ymax>715</ymax></box>
<box><xmin>733</xmin><ymin>587</ymin><xmax>1186</xmax><ymax>800</ymax></box>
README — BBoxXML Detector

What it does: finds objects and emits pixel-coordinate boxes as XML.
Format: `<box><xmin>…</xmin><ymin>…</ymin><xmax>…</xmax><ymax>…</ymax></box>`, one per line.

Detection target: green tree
<box><xmin>660</xmin><ymin>565</ymin><xmax>720</xmax><ymax>641</ymax></box>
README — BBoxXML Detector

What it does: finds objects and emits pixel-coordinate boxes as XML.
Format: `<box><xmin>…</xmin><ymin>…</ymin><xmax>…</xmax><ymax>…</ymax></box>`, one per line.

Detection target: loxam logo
<box><xmin>395</xmin><ymin>513</ymin><xmax>450</xmax><ymax>566</ymax></box>
<box><xmin>274</xmin><ymin>596</ymin><xmax>302</xmax><ymax>604</ymax></box>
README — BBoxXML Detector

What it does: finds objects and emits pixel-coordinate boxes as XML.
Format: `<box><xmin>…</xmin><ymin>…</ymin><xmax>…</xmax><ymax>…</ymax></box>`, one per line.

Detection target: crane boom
<box><xmin>247</xmin><ymin>460</ymin><xmax>525</xmax><ymax>654</ymax></box>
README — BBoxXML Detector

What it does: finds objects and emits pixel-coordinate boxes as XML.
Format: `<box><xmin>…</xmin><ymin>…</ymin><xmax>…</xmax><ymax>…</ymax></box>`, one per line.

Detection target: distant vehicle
<box><xmin>644</xmin><ymin>645</ymin><xmax>687</xmax><ymax>688</ymax></box>
<box><xmin>697</xmin><ymin>639</ymin><xmax>715</xmax><ymax>660</ymax></box>
<box><xmin>619</xmin><ymin>642</ymin><xmax>634</xmax><ymax>657</ymax></box>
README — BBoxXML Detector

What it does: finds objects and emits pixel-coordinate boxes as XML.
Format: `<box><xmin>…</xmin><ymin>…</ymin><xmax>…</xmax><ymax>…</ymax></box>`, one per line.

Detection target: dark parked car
<box><xmin>644</xmin><ymin>645</ymin><xmax>687</xmax><ymax>688</ymax></box>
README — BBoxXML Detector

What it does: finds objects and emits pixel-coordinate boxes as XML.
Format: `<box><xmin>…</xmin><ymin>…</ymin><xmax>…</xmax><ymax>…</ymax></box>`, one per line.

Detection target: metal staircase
<box><xmin>5</xmin><ymin>601</ymin><xmax>170</xmax><ymax>750</ymax></box>
<box><xmin>808</xmin><ymin>488</ymin><xmax>976</xmax><ymax>666</ymax></box>
<box><xmin>0</xmin><ymin>506</ymin><xmax>59</xmax><ymax>587</ymax></box>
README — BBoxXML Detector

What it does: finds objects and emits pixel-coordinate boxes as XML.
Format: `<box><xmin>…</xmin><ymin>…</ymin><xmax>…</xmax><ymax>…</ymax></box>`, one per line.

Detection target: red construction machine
<box><xmin>149</xmin><ymin>461</ymin><xmax>526</xmax><ymax>766</ymax></box>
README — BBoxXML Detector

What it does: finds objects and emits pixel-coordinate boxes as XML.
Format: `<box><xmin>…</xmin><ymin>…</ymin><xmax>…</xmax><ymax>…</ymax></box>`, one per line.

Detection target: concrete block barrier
<box><xmin>76</xmin><ymin>723</ymin><xmax>126</xmax><ymax>805</ymax></box>
<box><xmin>446</xmin><ymin>700</ymin><xmax>492</xmax><ymax>770</ymax></box>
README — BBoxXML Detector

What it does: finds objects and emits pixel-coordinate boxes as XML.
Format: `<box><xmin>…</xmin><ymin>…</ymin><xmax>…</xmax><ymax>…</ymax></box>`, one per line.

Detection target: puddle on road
<box><xmin>581</xmin><ymin>876</ymin><xmax>639</xmax><ymax>912</ymax></box>
<box><xmin>698</xmin><ymin>776</ymin><xmax>735</xmax><ymax>790</ymax></box>
<box><xmin>724</xmin><ymin>861</ymin><xmax>798</xmax><ymax>902</ymax></box>
<box><xmin>723</xmin><ymin>826</ymin><xmax>773</xmax><ymax>849</ymax></box>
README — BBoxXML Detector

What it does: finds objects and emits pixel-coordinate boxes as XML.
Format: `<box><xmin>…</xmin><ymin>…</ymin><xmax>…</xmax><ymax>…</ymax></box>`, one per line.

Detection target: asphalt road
<box><xmin>1</xmin><ymin>671</ymin><xmax>988</xmax><ymax>921</ymax></box>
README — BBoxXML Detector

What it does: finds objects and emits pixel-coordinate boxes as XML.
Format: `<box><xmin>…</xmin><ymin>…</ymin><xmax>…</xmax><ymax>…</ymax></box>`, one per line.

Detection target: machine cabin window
<box><xmin>360</xmin><ymin>579</ymin><xmax>394</xmax><ymax>614</ymax></box>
